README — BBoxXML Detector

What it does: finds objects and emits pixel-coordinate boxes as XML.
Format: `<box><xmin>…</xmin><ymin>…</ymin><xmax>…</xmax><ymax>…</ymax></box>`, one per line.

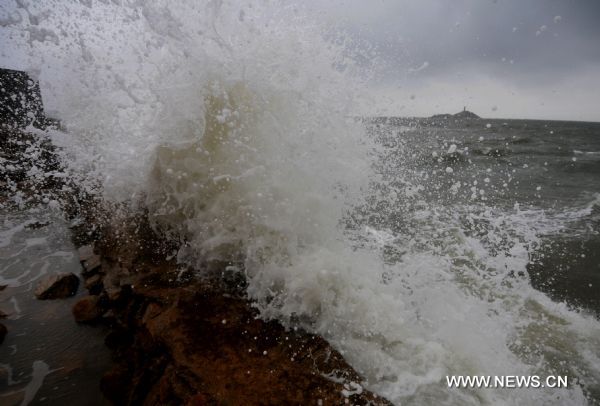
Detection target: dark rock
<box><xmin>430</xmin><ymin>113</ymin><xmax>453</xmax><ymax>120</ymax></box>
<box><xmin>99</xmin><ymin>275</ymin><xmax>391</xmax><ymax>405</ymax></box>
<box><xmin>81</xmin><ymin>254</ymin><xmax>102</xmax><ymax>276</ymax></box>
<box><xmin>65</xmin><ymin>206</ymin><xmax>391</xmax><ymax>404</ymax></box>
<box><xmin>100</xmin><ymin>363</ymin><xmax>131</xmax><ymax>403</ymax></box>
<box><xmin>104</xmin><ymin>328</ymin><xmax>132</xmax><ymax>350</ymax></box>
<box><xmin>84</xmin><ymin>274</ymin><xmax>103</xmax><ymax>295</ymax></box>
<box><xmin>431</xmin><ymin>108</ymin><xmax>481</xmax><ymax>120</ymax></box>
<box><xmin>0</xmin><ymin>323</ymin><xmax>6</xmax><ymax>345</ymax></box>
<box><xmin>0</xmin><ymin>285</ymin><xmax>6</xmax><ymax>291</ymax></box>
<box><xmin>0</xmin><ymin>309</ymin><xmax>7</xmax><ymax>319</ymax></box>
<box><xmin>0</xmin><ymin>68</ymin><xmax>45</xmax><ymax>129</ymax></box>
<box><xmin>105</xmin><ymin>286</ymin><xmax>123</xmax><ymax>303</ymax></box>
<box><xmin>25</xmin><ymin>221</ymin><xmax>50</xmax><ymax>230</ymax></box>
<box><xmin>453</xmin><ymin>109</ymin><xmax>480</xmax><ymax>119</ymax></box>
<box><xmin>72</xmin><ymin>296</ymin><xmax>102</xmax><ymax>323</ymax></box>
<box><xmin>77</xmin><ymin>245</ymin><xmax>95</xmax><ymax>262</ymax></box>
<box><xmin>34</xmin><ymin>273</ymin><xmax>79</xmax><ymax>300</ymax></box>
<box><xmin>101</xmin><ymin>309</ymin><xmax>117</xmax><ymax>324</ymax></box>
<box><xmin>0</xmin><ymin>126</ymin><xmax>64</xmax><ymax>210</ymax></box>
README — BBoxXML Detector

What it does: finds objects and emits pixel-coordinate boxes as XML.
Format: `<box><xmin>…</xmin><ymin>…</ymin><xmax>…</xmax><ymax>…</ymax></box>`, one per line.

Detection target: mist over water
<box><xmin>2</xmin><ymin>1</ymin><xmax>600</xmax><ymax>404</ymax></box>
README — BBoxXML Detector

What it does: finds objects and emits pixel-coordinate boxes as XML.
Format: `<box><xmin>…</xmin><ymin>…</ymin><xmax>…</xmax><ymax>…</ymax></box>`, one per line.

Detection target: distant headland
<box><xmin>361</xmin><ymin>107</ymin><xmax>482</xmax><ymax>126</ymax></box>
<box><xmin>431</xmin><ymin>107</ymin><xmax>481</xmax><ymax>120</ymax></box>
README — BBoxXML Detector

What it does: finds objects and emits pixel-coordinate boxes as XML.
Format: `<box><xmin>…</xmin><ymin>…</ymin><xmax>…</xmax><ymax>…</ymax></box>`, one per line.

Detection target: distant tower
<box><xmin>463</xmin><ymin>106</ymin><xmax>466</xmax><ymax>112</ymax></box>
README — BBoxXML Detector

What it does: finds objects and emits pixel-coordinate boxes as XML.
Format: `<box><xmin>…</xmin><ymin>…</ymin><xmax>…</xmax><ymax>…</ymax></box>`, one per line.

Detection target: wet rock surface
<box><xmin>67</xmin><ymin>212</ymin><xmax>391</xmax><ymax>405</ymax></box>
<box><xmin>34</xmin><ymin>272</ymin><xmax>80</xmax><ymax>300</ymax></box>
<box><xmin>72</xmin><ymin>295</ymin><xmax>103</xmax><ymax>323</ymax></box>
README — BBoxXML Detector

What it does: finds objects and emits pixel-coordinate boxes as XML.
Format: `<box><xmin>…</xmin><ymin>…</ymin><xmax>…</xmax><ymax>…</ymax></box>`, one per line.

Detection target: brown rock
<box><xmin>72</xmin><ymin>296</ymin><xmax>102</xmax><ymax>323</ymax></box>
<box><xmin>101</xmin><ymin>309</ymin><xmax>117</xmax><ymax>324</ymax></box>
<box><xmin>65</xmin><ymin>208</ymin><xmax>391</xmax><ymax>404</ymax></box>
<box><xmin>34</xmin><ymin>273</ymin><xmax>79</xmax><ymax>300</ymax></box>
<box><xmin>84</xmin><ymin>274</ymin><xmax>103</xmax><ymax>295</ymax></box>
<box><xmin>100</xmin><ymin>363</ymin><xmax>131</xmax><ymax>403</ymax></box>
<box><xmin>77</xmin><ymin>244</ymin><xmax>95</xmax><ymax>262</ymax></box>
<box><xmin>81</xmin><ymin>254</ymin><xmax>101</xmax><ymax>276</ymax></box>
<box><xmin>104</xmin><ymin>328</ymin><xmax>132</xmax><ymax>350</ymax></box>
<box><xmin>105</xmin><ymin>286</ymin><xmax>122</xmax><ymax>302</ymax></box>
<box><xmin>101</xmin><ymin>278</ymin><xmax>391</xmax><ymax>405</ymax></box>
<box><xmin>0</xmin><ymin>323</ymin><xmax>6</xmax><ymax>345</ymax></box>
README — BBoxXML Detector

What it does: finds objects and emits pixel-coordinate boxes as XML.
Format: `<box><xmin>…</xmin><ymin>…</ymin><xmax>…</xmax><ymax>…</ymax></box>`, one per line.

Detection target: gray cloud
<box><xmin>2</xmin><ymin>0</ymin><xmax>598</xmax><ymax>120</ymax></box>
<box><xmin>312</xmin><ymin>0</ymin><xmax>600</xmax><ymax>77</ymax></box>
<box><xmin>300</xmin><ymin>0</ymin><xmax>600</xmax><ymax>120</ymax></box>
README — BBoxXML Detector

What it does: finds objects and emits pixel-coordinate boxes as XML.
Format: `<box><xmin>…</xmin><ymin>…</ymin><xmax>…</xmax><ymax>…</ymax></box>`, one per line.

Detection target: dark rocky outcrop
<box><xmin>66</xmin><ymin>207</ymin><xmax>391</xmax><ymax>405</ymax></box>
<box><xmin>453</xmin><ymin>109</ymin><xmax>480</xmax><ymax>119</ymax></box>
<box><xmin>100</xmin><ymin>279</ymin><xmax>387</xmax><ymax>405</ymax></box>
<box><xmin>0</xmin><ymin>128</ymin><xmax>67</xmax><ymax>214</ymax></box>
<box><xmin>34</xmin><ymin>273</ymin><xmax>80</xmax><ymax>300</ymax></box>
<box><xmin>0</xmin><ymin>68</ymin><xmax>59</xmax><ymax>129</ymax></box>
<box><xmin>431</xmin><ymin>108</ymin><xmax>480</xmax><ymax>120</ymax></box>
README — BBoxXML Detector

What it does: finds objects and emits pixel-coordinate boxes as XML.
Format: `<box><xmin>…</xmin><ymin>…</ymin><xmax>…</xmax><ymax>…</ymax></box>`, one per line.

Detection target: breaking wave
<box><xmin>3</xmin><ymin>1</ymin><xmax>600</xmax><ymax>404</ymax></box>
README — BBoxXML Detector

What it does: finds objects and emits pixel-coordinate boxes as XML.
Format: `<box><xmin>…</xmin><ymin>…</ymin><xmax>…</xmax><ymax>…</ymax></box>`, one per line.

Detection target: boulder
<box><xmin>84</xmin><ymin>274</ymin><xmax>103</xmax><ymax>295</ymax></box>
<box><xmin>35</xmin><ymin>273</ymin><xmax>79</xmax><ymax>300</ymax></box>
<box><xmin>77</xmin><ymin>245</ymin><xmax>95</xmax><ymax>262</ymax></box>
<box><xmin>82</xmin><ymin>254</ymin><xmax>102</xmax><ymax>276</ymax></box>
<box><xmin>72</xmin><ymin>296</ymin><xmax>102</xmax><ymax>323</ymax></box>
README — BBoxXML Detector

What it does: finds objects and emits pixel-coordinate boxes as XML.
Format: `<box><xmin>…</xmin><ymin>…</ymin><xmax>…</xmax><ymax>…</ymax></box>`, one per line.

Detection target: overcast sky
<box><xmin>301</xmin><ymin>0</ymin><xmax>600</xmax><ymax>121</ymax></box>
<box><xmin>2</xmin><ymin>0</ymin><xmax>598</xmax><ymax>122</ymax></box>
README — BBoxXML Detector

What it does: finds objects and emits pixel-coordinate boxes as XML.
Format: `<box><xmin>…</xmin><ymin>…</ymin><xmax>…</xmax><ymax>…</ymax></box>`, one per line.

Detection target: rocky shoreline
<box><xmin>1</xmin><ymin>69</ymin><xmax>390</xmax><ymax>404</ymax></box>
<box><xmin>65</xmin><ymin>207</ymin><xmax>389</xmax><ymax>405</ymax></box>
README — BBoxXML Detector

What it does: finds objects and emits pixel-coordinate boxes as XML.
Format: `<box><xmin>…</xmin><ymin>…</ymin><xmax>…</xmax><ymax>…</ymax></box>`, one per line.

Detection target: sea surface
<box><xmin>369</xmin><ymin>117</ymin><xmax>600</xmax><ymax>314</ymax></box>
<box><xmin>0</xmin><ymin>210</ymin><xmax>111</xmax><ymax>405</ymax></box>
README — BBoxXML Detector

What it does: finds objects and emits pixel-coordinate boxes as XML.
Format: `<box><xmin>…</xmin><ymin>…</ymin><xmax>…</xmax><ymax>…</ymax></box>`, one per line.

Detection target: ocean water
<box><xmin>1</xmin><ymin>1</ymin><xmax>599</xmax><ymax>405</ymax></box>
<box><xmin>373</xmin><ymin>118</ymin><xmax>600</xmax><ymax>313</ymax></box>
<box><xmin>0</xmin><ymin>211</ymin><xmax>111</xmax><ymax>405</ymax></box>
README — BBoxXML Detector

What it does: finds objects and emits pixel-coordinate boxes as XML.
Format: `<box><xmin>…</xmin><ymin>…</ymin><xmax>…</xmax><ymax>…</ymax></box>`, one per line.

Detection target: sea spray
<box><xmin>3</xmin><ymin>1</ymin><xmax>600</xmax><ymax>404</ymax></box>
